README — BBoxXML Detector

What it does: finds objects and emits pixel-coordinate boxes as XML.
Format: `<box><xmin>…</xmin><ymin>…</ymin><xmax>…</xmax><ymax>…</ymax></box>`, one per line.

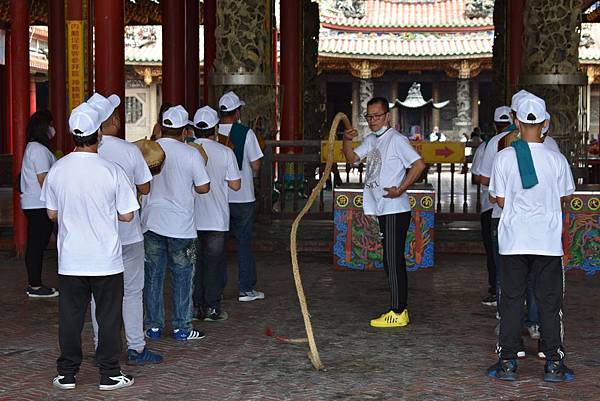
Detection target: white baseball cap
<box><xmin>542</xmin><ymin>112</ymin><xmax>551</xmax><ymax>134</ymax></box>
<box><xmin>87</xmin><ymin>93</ymin><xmax>121</xmax><ymax>123</ymax></box>
<box><xmin>193</xmin><ymin>106</ymin><xmax>219</xmax><ymax>130</ymax></box>
<box><xmin>493</xmin><ymin>106</ymin><xmax>513</xmax><ymax>123</ymax></box>
<box><xmin>516</xmin><ymin>95</ymin><xmax>547</xmax><ymax>124</ymax></box>
<box><xmin>511</xmin><ymin>89</ymin><xmax>531</xmax><ymax>111</ymax></box>
<box><xmin>218</xmin><ymin>91</ymin><xmax>246</xmax><ymax>112</ymax></box>
<box><xmin>162</xmin><ymin>105</ymin><xmax>192</xmax><ymax>129</ymax></box>
<box><xmin>69</xmin><ymin>103</ymin><xmax>102</xmax><ymax>137</ymax></box>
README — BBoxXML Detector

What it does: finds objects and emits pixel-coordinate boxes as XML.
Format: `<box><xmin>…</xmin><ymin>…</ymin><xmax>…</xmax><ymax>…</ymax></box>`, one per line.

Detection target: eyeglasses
<box><xmin>364</xmin><ymin>112</ymin><xmax>387</xmax><ymax>121</ymax></box>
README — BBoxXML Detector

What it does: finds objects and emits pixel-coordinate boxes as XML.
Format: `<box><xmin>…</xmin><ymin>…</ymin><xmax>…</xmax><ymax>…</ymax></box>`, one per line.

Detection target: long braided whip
<box><xmin>290</xmin><ymin>112</ymin><xmax>352</xmax><ymax>370</ymax></box>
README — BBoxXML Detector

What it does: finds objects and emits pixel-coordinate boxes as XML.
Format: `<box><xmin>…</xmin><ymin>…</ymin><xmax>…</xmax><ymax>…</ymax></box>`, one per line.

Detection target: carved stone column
<box><xmin>351</xmin><ymin>60</ymin><xmax>383</xmax><ymax>137</ymax></box>
<box><xmin>454</xmin><ymin>78</ymin><xmax>472</xmax><ymax>136</ymax></box>
<box><xmin>432</xmin><ymin>80</ymin><xmax>440</xmax><ymax>129</ymax></box>
<box><xmin>520</xmin><ymin>0</ymin><xmax>582</xmax><ymax>160</ymax></box>
<box><xmin>213</xmin><ymin>0</ymin><xmax>274</xmax><ymax>137</ymax></box>
<box><xmin>471</xmin><ymin>80</ymin><xmax>480</xmax><ymax>129</ymax></box>
<box><xmin>351</xmin><ymin>81</ymin><xmax>360</xmax><ymax>128</ymax></box>
<box><xmin>390</xmin><ymin>82</ymin><xmax>399</xmax><ymax>129</ymax></box>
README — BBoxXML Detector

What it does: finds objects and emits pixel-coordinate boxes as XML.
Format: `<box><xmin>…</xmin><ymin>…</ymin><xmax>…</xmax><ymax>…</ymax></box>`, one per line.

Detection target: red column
<box><xmin>162</xmin><ymin>1</ymin><xmax>186</xmax><ymax>105</ymax></box>
<box><xmin>508</xmin><ymin>0</ymin><xmax>524</xmax><ymax>91</ymax></box>
<box><xmin>185</xmin><ymin>0</ymin><xmax>199</xmax><ymax>113</ymax></box>
<box><xmin>280</xmin><ymin>0</ymin><xmax>301</xmax><ymax>143</ymax></box>
<box><xmin>87</xmin><ymin>0</ymin><xmax>94</xmax><ymax>97</ymax></box>
<box><xmin>10</xmin><ymin>0</ymin><xmax>30</xmax><ymax>256</ymax></box>
<box><xmin>49</xmin><ymin>0</ymin><xmax>68</xmax><ymax>153</ymax></box>
<box><xmin>94</xmin><ymin>0</ymin><xmax>125</xmax><ymax>138</ymax></box>
<box><xmin>203</xmin><ymin>0</ymin><xmax>216</xmax><ymax>105</ymax></box>
<box><xmin>29</xmin><ymin>79</ymin><xmax>37</xmax><ymax>115</ymax></box>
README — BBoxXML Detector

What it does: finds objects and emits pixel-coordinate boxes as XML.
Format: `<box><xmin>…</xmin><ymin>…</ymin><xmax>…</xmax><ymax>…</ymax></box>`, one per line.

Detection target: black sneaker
<box><xmin>544</xmin><ymin>360</ymin><xmax>574</xmax><ymax>382</ymax></box>
<box><xmin>487</xmin><ymin>359</ymin><xmax>518</xmax><ymax>381</ymax></box>
<box><xmin>481</xmin><ymin>293</ymin><xmax>497</xmax><ymax>306</ymax></box>
<box><xmin>204</xmin><ymin>307</ymin><xmax>228</xmax><ymax>322</ymax></box>
<box><xmin>52</xmin><ymin>374</ymin><xmax>76</xmax><ymax>390</ymax></box>
<box><xmin>27</xmin><ymin>286</ymin><xmax>59</xmax><ymax>298</ymax></box>
<box><xmin>99</xmin><ymin>372</ymin><xmax>134</xmax><ymax>391</ymax></box>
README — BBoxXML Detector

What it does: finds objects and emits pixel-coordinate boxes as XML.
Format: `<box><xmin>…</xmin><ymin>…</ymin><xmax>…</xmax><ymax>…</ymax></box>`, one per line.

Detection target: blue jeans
<box><xmin>193</xmin><ymin>231</ymin><xmax>226</xmax><ymax>311</ymax></box>
<box><xmin>143</xmin><ymin>231</ymin><xmax>196</xmax><ymax>331</ymax></box>
<box><xmin>492</xmin><ymin>218</ymin><xmax>539</xmax><ymax>327</ymax></box>
<box><xmin>229</xmin><ymin>202</ymin><xmax>257</xmax><ymax>293</ymax></box>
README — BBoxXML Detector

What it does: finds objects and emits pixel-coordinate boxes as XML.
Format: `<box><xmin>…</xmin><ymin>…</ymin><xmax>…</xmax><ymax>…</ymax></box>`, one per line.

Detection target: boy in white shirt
<box><xmin>87</xmin><ymin>93</ymin><xmax>162</xmax><ymax>365</ymax></box>
<box><xmin>342</xmin><ymin>97</ymin><xmax>426</xmax><ymax>328</ymax></box>
<box><xmin>487</xmin><ymin>95</ymin><xmax>575</xmax><ymax>383</ymax></box>
<box><xmin>141</xmin><ymin>105</ymin><xmax>210</xmax><ymax>341</ymax></box>
<box><xmin>191</xmin><ymin>106</ymin><xmax>241</xmax><ymax>321</ymax></box>
<box><xmin>42</xmin><ymin>103</ymin><xmax>138</xmax><ymax>391</ymax></box>
<box><xmin>217</xmin><ymin>91</ymin><xmax>265</xmax><ymax>302</ymax></box>
<box><xmin>472</xmin><ymin>106</ymin><xmax>512</xmax><ymax>307</ymax></box>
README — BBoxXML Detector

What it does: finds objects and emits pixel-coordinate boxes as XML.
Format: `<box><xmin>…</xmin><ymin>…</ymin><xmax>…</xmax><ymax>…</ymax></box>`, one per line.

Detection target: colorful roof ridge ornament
<box><xmin>393</xmin><ymin>82</ymin><xmax>450</xmax><ymax>109</ymax></box>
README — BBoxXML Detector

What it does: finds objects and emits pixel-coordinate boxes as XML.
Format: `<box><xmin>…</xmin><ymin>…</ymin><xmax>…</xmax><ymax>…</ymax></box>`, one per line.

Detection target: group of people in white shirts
<box><xmin>471</xmin><ymin>90</ymin><xmax>576</xmax><ymax>382</ymax></box>
<box><xmin>19</xmin><ymin>90</ymin><xmax>264</xmax><ymax>391</ymax></box>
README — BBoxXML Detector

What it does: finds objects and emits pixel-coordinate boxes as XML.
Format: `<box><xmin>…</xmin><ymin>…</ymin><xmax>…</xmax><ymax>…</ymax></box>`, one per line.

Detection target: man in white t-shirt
<box><xmin>487</xmin><ymin>95</ymin><xmax>575</xmax><ymax>383</ymax></box>
<box><xmin>217</xmin><ymin>91</ymin><xmax>265</xmax><ymax>302</ymax></box>
<box><xmin>342</xmin><ymin>97</ymin><xmax>426</xmax><ymax>328</ymax></box>
<box><xmin>41</xmin><ymin>103</ymin><xmax>138</xmax><ymax>391</ymax></box>
<box><xmin>191</xmin><ymin>106</ymin><xmax>241</xmax><ymax>321</ymax></box>
<box><xmin>87</xmin><ymin>93</ymin><xmax>162</xmax><ymax>365</ymax></box>
<box><xmin>542</xmin><ymin>112</ymin><xmax>561</xmax><ymax>153</ymax></box>
<box><xmin>141</xmin><ymin>105</ymin><xmax>210</xmax><ymax>341</ymax></box>
<box><xmin>471</xmin><ymin>106</ymin><xmax>512</xmax><ymax>307</ymax></box>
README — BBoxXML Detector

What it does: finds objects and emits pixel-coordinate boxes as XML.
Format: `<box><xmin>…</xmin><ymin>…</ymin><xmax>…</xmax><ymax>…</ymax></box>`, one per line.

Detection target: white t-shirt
<box><xmin>41</xmin><ymin>152</ymin><xmax>139</xmax><ymax>276</ymax></box>
<box><xmin>193</xmin><ymin>138</ymin><xmax>241</xmax><ymax>231</ymax></box>
<box><xmin>354</xmin><ymin>128</ymin><xmax>422</xmax><ymax>216</ymax></box>
<box><xmin>98</xmin><ymin>135</ymin><xmax>152</xmax><ymax>245</ymax></box>
<box><xmin>141</xmin><ymin>137</ymin><xmax>210</xmax><ymax>238</ymax></box>
<box><xmin>489</xmin><ymin>143</ymin><xmax>575</xmax><ymax>256</ymax></box>
<box><xmin>471</xmin><ymin>142</ymin><xmax>492</xmax><ymax>212</ymax></box>
<box><xmin>217</xmin><ymin>124</ymin><xmax>263</xmax><ymax>203</ymax></box>
<box><xmin>20</xmin><ymin>142</ymin><xmax>56</xmax><ymax>209</ymax></box>
<box><xmin>543</xmin><ymin>136</ymin><xmax>561</xmax><ymax>153</ymax></box>
<box><xmin>479</xmin><ymin>129</ymin><xmax>513</xmax><ymax>218</ymax></box>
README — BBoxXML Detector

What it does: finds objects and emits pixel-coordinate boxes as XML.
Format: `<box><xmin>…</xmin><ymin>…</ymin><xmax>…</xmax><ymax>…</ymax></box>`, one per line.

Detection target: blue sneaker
<box><xmin>145</xmin><ymin>327</ymin><xmax>161</xmax><ymax>340</ymax></box>
<box><xmin>126</xmin><ymin>347</ymin><xmax>163</xmax><ymax>365</ymax></box>
<box><xmin>544</xmin><ymin>360</ymin><xmax>575</xmax><ymax>382</ymax></box>
<box><xmin>487</xmin><ymin>359</ymin><xmax>518</xmax><ymax>381</ymax></box>
<box><xmin>173</xmin><ymin>329</ymin><xmax>205</xmax><ymax>341</ymax></box>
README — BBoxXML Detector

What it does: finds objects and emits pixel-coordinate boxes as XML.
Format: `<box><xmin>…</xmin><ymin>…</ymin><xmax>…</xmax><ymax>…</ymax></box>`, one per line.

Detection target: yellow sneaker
<box><xmin>370</xmin><ymin>310</ymin><xmax>410</xmax><ymax>328</ymax></box>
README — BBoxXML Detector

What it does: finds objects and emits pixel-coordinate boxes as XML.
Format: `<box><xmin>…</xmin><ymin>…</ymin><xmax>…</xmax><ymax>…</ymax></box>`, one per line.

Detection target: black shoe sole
<box><xmin>544</xmin><ymin>373</ymin><xmax>574</xmax><ymax>383</ymax></box>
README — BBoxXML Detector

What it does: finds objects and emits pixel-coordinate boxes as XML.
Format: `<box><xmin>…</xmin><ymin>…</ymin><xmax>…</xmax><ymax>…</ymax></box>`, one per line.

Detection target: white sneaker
<box><xmin>517</xmin><ymin>350</ymin><xmax>526</xmax><ymax>358</ymax></box>
<box><xmin>99</xmin><ymin>372</ymin><xmax>134</xmax><ymax>391</ymax></box>
<box><xmin>528</xmin><ymin>324</ymin><xmax>540</xmax><ymax>340</ymax></box>
<box><xmin>239</xmin><ymin>290</ymin><xmax>265</xmax><ymax>302</ymax></box>
<box><xmin>538</xmin><ymin>351</ymin><xmax>546</xmax><ymax>359</ymax></box>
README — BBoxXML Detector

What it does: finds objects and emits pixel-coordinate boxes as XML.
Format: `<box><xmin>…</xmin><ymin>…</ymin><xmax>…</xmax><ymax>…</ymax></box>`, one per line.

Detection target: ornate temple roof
<box><xmin>319</xmin><ymin>0</ymin><xmax>493</xmax><ymax>31</ymax></box>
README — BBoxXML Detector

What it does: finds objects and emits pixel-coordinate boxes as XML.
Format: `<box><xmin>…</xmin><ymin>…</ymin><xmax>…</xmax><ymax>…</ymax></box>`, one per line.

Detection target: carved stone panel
<box><xmin>358</xmin><ymin>79</ymin><xmax>374</xmax><ymax>137</ymax></box>
<box><xmin>453</xmin><ymin>79</ymin><xmax>473</xmax><ymax>135</ymax></box>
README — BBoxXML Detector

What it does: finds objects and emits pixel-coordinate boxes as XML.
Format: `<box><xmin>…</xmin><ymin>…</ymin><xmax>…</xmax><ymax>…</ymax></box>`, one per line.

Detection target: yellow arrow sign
<box><xmin>321</xmin><ymin>140</ymin><xmax>465</xmax><ymax>164</ymax></box>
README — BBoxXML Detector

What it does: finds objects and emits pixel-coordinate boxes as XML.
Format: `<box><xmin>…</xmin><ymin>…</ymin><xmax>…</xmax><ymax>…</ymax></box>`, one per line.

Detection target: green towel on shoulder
<box><xmin>510</xmin><ymin>139</ymin><xmax>538</xmax><ymax>189</ymax></box>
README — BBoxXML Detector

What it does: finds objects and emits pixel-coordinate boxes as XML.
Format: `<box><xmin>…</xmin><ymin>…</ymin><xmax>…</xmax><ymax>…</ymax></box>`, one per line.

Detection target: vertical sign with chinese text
<box><xmin>67</xmin><ymin>21</ymin><xmax>85</xmax><ymax>111</ymax></box>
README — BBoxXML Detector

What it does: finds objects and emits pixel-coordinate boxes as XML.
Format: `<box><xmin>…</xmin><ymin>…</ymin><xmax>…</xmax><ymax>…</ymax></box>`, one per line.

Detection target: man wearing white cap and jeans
<box><xmin>142</xmin><ymin>105</ymin><xmax>210</xmax><ymax>341</ymax></box>
<box><xmin>472</xmin><ymin>106</ymin><xmax>513</xmax><ymax>306</ymax></box>
<box><xmin>217</xmin><ymin>91</ymin><xmax>265</xmax><ymax>302</ymax></box>
<box><xmin>42</xmin><ymin>102</ymin><xmax>138</xmax><ymax>391</ymax></box>
<box><xmin>191</xmin><ymin>106</ymin><xmax>241</xmax><ymax>321</ymax></box>
<box><xmin>487</xmin><ymin>94</ymin><xmax>575</xmax><ymax>382</ymax></box>
<box><xmin>86</xmin><ymin>93</ymin><xmax>162</xmax><ymax>365</ymax></box>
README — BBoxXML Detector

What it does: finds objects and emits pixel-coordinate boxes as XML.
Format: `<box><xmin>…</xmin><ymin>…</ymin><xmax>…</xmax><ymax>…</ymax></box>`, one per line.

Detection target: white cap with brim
<box><xmin>218</xmin><ymin>91</ymin><xmax>246</xmax><ymax>112</ymax></box>
<box><xmin>542</xmin><ymin>112</ymin><xmax>551</xmax><ymax>135</ymax></box>
<box><xmin>69</xmin><ymin>103</ymin><xmax>102</xmax><ymax>137</ymax></box>
<box><xmin>87</xmin><ymin>93</ymin><xmax>121</xmax><ymax>123</ymax></box>
<box><xmin>493</xmin><ymin>106</ymin><xmax>513</xmax><ymax>123</ymax></box>
<box><xmin>193</xmin><ymin>106</ymin><xmax>219</xmax><ymax>130</ymax></box>
<box><xmin>511</xmin><ymin>89</ymin><xmax>531</xmax><ymax>111</ymax></box>
<box><xmin>516</xmin><ymin>96</ymin><xmax>547</xmax><ymax>124</ymax></box>
<box><xmin>162</xmin><ymin>105</ymin><xmax>192</xmax><ymax>129</ymax></box>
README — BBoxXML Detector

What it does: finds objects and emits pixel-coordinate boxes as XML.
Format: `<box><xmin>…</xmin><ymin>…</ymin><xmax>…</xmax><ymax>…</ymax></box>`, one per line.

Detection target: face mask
<box><xmin>47</xmin><ymin>126</ymin><xmax>56</xmax><ymax>139</ymax></box>
<box><xmin>373</xmin><ymin>126</ymin><xmax>388</xmax><ymax>137</ymax></box>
